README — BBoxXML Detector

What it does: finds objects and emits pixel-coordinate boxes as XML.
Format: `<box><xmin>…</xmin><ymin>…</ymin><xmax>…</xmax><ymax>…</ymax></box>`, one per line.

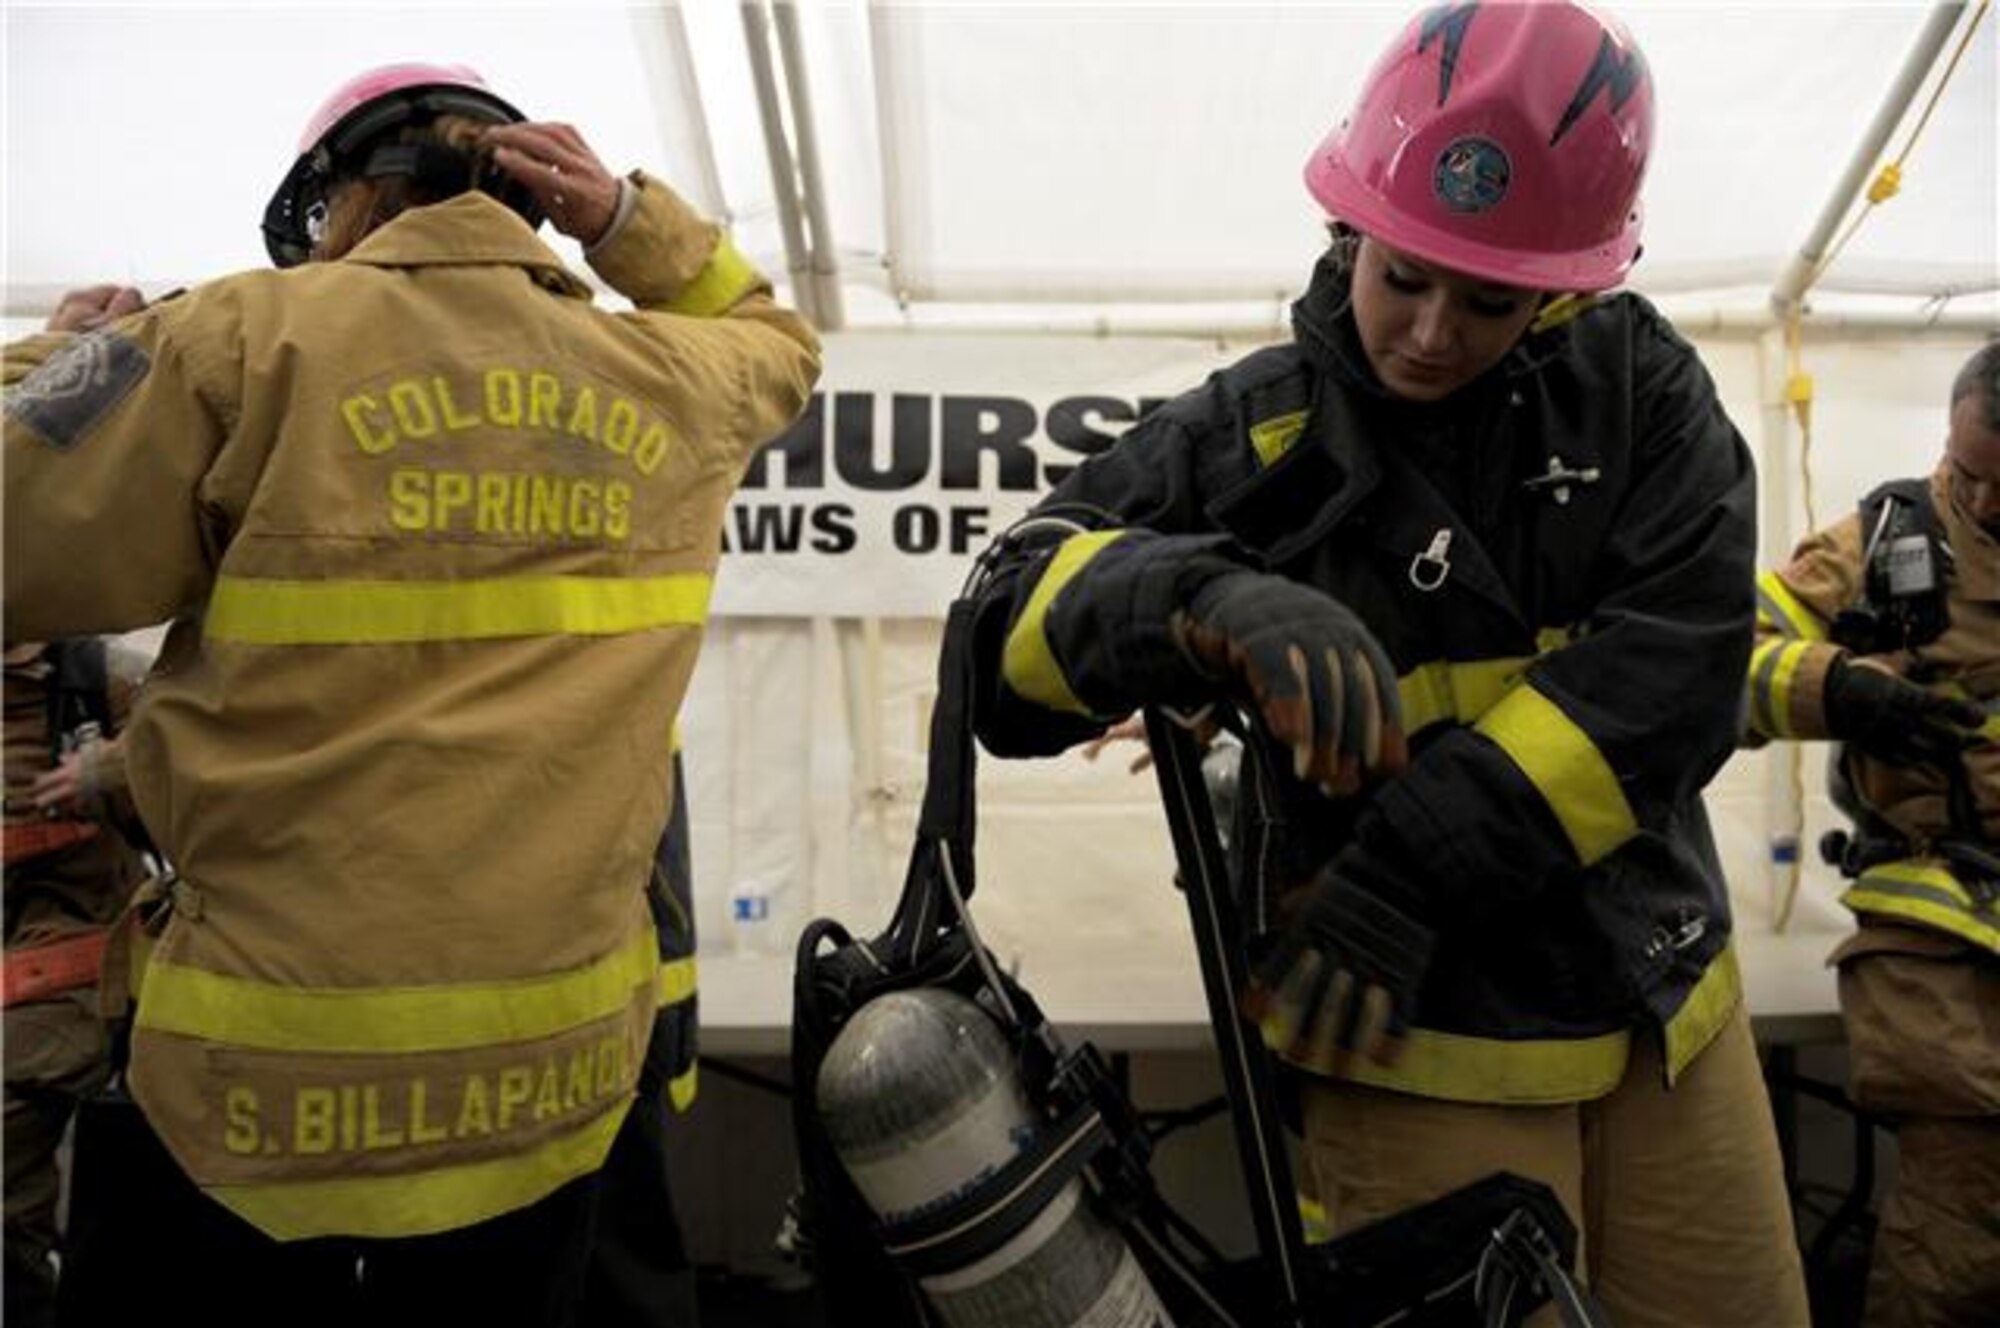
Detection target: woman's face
<box><xmin>1349</xmin><ymin>237</ymin><xmax>1543</xmax><ymax>402</ymax></box>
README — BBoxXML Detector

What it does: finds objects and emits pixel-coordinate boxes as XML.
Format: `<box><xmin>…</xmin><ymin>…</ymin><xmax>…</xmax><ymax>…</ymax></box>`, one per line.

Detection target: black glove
<box><xmin>1241</xmin><ymin>854</ymin><xmax>1434</xmax><ymax>1073</ymax></box>
<box><xmin>1174</xmin><ymin>571</ymin><xmax>1406</xmax><ymax>795</ymax></box>
<box><xmin>1822</xmin><ymin>654</ymin><xmax>1983</xmax><ymax>765</ymax></box>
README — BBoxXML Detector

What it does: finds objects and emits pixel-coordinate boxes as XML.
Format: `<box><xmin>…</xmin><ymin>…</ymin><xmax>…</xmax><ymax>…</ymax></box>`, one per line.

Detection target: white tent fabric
<box><xmin>860</xmin><ymin>2</ymin><xmax>1996</xmax><ymax>315</ymax></box>
<box><xmin>4</xmin><ymin>2</ymin><xmax>1995</xmax><ymax>324</ymax></box>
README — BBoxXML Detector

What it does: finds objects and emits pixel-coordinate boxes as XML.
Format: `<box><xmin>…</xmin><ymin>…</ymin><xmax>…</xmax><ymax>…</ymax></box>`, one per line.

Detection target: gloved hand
<box><xmin>1174</xmin><ymin>571</ymin><xmax>1406</xmax><ymax>796</ymax></box>
<box><xmin>1823</xmin><ymin>654</ymin><xmax>1983</xmax><ymax>765</ymax></box>
<box><xmin>1240</xmin><ymin>856</ymin><xmax>1434</xmax><ymax>1073</ymax></box>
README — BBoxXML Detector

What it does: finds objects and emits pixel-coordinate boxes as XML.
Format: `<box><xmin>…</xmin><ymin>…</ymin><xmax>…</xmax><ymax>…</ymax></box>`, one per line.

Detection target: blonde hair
<box><xmin>314</xmin><ymin>114</ymin><xmax>502</xmax><ymax>262</ymax></box>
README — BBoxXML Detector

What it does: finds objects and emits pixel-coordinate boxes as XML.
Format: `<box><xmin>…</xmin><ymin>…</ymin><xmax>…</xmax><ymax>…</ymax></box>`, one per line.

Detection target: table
<box><xmin>697</xmin><ymin>919</ymin><xmax>1863</xmax><ymax>1292</ymax></box>
<box><xmin>698</xmin><ymin>921</ymin><xmax>1848</xmax><ymax>1058</ymax></box>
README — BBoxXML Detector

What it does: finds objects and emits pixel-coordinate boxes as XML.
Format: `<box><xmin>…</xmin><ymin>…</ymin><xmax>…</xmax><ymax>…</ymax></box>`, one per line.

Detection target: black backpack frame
<box><xmin>788</xmin><ymin>596</ymin><xmax>1607</xmax><ymax>1327</ymax></box>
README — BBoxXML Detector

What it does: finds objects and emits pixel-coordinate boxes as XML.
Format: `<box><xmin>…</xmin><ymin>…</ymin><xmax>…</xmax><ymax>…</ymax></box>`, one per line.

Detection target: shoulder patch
<box><xmin>4</xmin><ymin>331</ymin><xmax>151</xmax><ymax>451</ymax></box>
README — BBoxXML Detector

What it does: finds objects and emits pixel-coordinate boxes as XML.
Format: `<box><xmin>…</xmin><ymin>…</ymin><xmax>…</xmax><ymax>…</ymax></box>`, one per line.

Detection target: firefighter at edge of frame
<box><xmin>3</xmin><ymin>59</ymin><xmax>818</xmax><ymax>1328</ymax></box>
<box><xmin>5</xmin><ymin>283</ymin><xmax>158</xmax><ymax>1328</ymax></box>
<box><xmin>1744</xmin><ymin>338</ymin><xmax>2000</xmax><ymax>1328</ymax></box>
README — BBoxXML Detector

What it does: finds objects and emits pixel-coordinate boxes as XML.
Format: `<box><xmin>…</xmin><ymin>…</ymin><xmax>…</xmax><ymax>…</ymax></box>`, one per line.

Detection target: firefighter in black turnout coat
<box><xmin>964</xmin><ymin>3</ymin><xmax>1809</xmax><ymax>1322</ymax></box>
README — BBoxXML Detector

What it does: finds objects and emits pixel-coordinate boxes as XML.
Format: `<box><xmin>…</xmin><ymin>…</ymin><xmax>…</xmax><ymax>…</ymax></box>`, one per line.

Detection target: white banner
<box><xmin>710</xmin><ymin>332</ymin><xmax>1258</xmax><ymax>617</ymax></box>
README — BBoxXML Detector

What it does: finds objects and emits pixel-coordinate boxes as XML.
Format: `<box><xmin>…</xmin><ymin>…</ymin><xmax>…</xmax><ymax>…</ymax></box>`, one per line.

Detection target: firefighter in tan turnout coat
<box><xmin>1</xmin><ymin>63</ymin><xmax>818</xmax><ymax>1325</ymax></box>
<box><xmin>1745</xmin><ymin>340</ymin><xmax>2000</xmax><ymax>1328</ymax></box>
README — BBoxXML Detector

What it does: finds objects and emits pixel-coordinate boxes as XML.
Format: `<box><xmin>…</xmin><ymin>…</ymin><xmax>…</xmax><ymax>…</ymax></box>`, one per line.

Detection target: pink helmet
<box><xmin>1304</xmin><ymin>1</ymin><xmax>1655</xmax><ymax>292</ymax></box>
<box><xmin>263</xmin><ymin>62</ymin><xmax>532</xmax><ymax>267</ymax></box>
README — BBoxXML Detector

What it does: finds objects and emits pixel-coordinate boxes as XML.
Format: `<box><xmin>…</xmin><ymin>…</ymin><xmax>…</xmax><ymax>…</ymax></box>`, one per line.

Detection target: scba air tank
<box><xmin>817</xmin><ymin>987</ymin><xmax>1174</xmax><ymax>1328</ymax></box>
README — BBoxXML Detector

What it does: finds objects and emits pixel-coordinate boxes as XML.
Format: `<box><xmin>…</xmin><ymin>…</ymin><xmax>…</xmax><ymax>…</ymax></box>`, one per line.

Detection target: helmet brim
<box><xmin>1309</xmin><ymin>161</ymin><xmax>1641</xmax><ymax>294</ymax></box>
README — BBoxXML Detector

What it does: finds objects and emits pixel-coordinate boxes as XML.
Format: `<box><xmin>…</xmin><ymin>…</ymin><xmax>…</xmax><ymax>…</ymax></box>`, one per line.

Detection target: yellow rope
<box><xmin>1774</xmin><ymin>311</ymin><xmax>1819</xmax><ymax>933</ymax></box>
<box><xmin>1805</xmin><ymin>0</ymin><xmax>1991</xmax><ymax>290</ymax></box>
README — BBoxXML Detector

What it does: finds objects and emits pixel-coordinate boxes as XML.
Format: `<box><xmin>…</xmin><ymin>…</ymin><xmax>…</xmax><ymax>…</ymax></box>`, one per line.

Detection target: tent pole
<box><xmin>1770</xmin><ymin>1</ymin><xmax>1967</xmax><ymax>315</ymax></box>
<box><xmin>773</xmin><ymin>2</ymin><xmax>846</xmax><ymax>330</ymax></box>
<box><xmin>740</xmin><ymin>0</ymin><xmax>821</xmax><ymax>327</ymax></box>
<box><xmin>866</xmin><ymin>3</ymin><xmax>913</xmax><ymax>308</ymax></box>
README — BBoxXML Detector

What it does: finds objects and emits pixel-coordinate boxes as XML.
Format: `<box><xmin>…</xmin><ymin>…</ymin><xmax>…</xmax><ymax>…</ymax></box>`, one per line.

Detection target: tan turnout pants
<box><xmin>1301</xmin><ymin>1001</ymin><xmax>1810</xmax><ymax>1328</ymax></box>
<box><xmin>1835</xmin><ymin>923</ymin><xmax>2000</xmax><ymax>1328</ymax></box>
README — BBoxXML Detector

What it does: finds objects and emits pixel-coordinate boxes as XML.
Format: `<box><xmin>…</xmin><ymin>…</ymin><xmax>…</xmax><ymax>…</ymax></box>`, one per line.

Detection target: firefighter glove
<box><xmin>1242</xmin><ymin>855</ymin><xmax>1434</xmax><ymax>1074</ymax></box>
<box><xmin>1173</xmin><ymin>571</ymin><xmax>1407</xmax><ymax>796</ymax></box>
<box><xmin>1823</xmin><ymin>654</ymin><xmax>1984</xmax><ymax>765</ymax></box>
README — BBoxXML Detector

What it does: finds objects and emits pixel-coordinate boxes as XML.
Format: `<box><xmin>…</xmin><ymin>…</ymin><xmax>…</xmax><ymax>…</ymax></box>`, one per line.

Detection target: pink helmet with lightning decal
<box><xmin>1304</xmin><ymin>1</ymin><xmax>1655</xmax><ymax>292</ymax></box>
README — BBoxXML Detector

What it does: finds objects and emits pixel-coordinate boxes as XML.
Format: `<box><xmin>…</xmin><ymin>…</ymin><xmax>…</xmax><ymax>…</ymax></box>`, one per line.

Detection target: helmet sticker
<box><xmin>1550</xmin><ymin>32</ymin><xmax>1649</xmax><ymax>146</ymax></box>
<box><xmin>1433</xmin><ymin>137</ymin><xmax>1510</xmax><ymax>213</ymax></box>
<box><xmin>1416</xmin><ymin>3</ymin><xmax>1480</xmax><ymax>107</ymax></box>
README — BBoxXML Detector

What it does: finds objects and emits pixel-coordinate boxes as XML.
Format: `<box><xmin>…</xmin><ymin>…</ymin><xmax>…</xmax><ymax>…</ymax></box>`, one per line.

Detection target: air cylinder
<box><xmin>816</xmin><ymin>987</ymin><xmax>1173</xmax><ymax>1328</ymax></box>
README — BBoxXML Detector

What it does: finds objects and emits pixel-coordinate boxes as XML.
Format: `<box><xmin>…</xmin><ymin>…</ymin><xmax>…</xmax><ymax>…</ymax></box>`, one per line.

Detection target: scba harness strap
<box><xmin>790</xmin><ymin>599</ymin><xmax>1241</xmax><ymax>1327</ymax></box>
<box><xmin>1</xmin><ymin>928</ymin><xmax>110</xmax><ymax>1007</ymax></box>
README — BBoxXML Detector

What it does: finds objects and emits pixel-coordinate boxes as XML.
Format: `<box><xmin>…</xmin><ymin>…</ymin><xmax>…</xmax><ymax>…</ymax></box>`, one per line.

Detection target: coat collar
<box><xmin>1203</xmin><ymin>255</ymin><xmax>1558</xmax><ymax>627</ymax></box>
<box><xmin>338</xmin><ymin>193</ymin><xmax>594</xmax><ymax>300</ymax></box>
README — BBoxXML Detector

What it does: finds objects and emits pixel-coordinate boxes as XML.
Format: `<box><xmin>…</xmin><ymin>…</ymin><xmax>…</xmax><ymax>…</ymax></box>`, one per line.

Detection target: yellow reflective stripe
<box><xmin>1314</xmin><ymin>947</ymin><xmax>1740</xmax><ymax>1102</ymax></box>
<box><xmin>1923</xmin><ymin>681</ymin><xmax>2000</xmax><ymax>742</ymax></box>
<box><xmin>657</xmin><ymin>956</ymin><xmax>697</xmax><ymax>1008</ymax></box>
<box><xmin>665</xmin><ymin>236</ymin><xmax>762</xmax><ymax>318</ymax></box>
<box><xmin>1248</xmin><ymin>410</ymin><xmax>1308</xmax><ymax>468</ymax></box>
<box><xmin>1399</xmin><ymin>656</ymin><xmax>1532</xmax><ymax>735</ymax></box>
<box><xmin>1477</xmin><ymin>685</ymin><xmax>1637</xmax><ymax>865</ymax></box>
<box><xmin>1755</xmin><ymin>572</ymin><xmax>1825</xmax><ymax>641</ymax></box>
<box><xmin>1528</xmin><ymin>292</ymin><xmax>1598</xmax><ymax>335</ymax></box>
<box><xmin>1532</xmin><ymin>626</ymin><xmax>1573</xmax><ymax>654</ymax></box>
<box><xmin>1931</xmin><ymin>680</ymin><xmax>2000</xmax><ymax>741</ymax></box>
<box><xmin>1398</xmin><ymin>665</ymin><xmax>1456</xmax><ymax>735</ymax></box>
<box><xmin>1298</xmin><ymin>1195</ymin><xmax>1333</xmax><ymax>1247</ymax></box>
<box><xmin>1854</xmin><ymin>858</ymin><xmax>1979</xmax><ymax>903</ymax></box>
<box><xmin>1766</xmin><ymin>641</ymin><xmax>1812</xmax><ymax>737</ymax></box>
<box><xmin>670</xmin><ymin>1061</ymin><xmax>699</xmax><ymax>1113</ymax></box>
<box><xmin>1750</xmin><ymin>638</ymin><xmax>1813</xmax><ymax>738</ymax></box>
<box><xmin>1844</xmin><ymin>861</ymin><xmax>2000</xmax><ymax>951</ymax></box>
<box><xmin>1395</xmin><ymin>629</ymin><xmax>1573</xmax><ymax>736</ymax></box>
<box><xmin>1663</xmin><ymin>942</ymin><xmax>1741</xmax><ymax>1083</ymax></box>
<box><xmin>999</xmin><ymin>529</ymin><xmax>1129</xmax><ymax>716</ymax></box>
<box><xmin>206</xmin><ymin>573</ymin><xmax>713</xmax><ymax>645</ymax></box>
<box><xmin>1338</xmin><ymin>1024</ymin><xmax>1630</xmax><ymax>1104</ymax></box>
<box><xmin>136</xmin><ymin>925</ymin><xmax>659</xmax><ymax>1054</ymax></box>
<box><xmin>206</xmin><ymin>1098</ymin><xmax>628</xmax><ymax>1241</ymax></box>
